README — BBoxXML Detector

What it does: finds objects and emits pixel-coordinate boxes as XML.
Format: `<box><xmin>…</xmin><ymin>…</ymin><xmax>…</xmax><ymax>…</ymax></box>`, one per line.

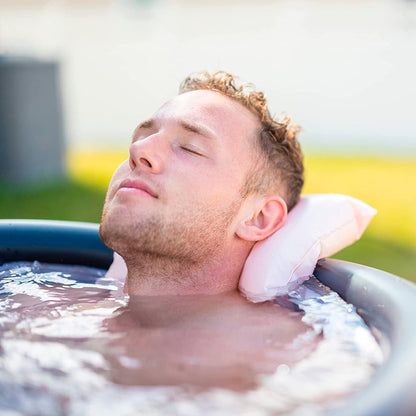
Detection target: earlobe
<box><xmin>236</xmin><ymin>196</ymin><xmax>287</xmax><ymax>242</ymax></box>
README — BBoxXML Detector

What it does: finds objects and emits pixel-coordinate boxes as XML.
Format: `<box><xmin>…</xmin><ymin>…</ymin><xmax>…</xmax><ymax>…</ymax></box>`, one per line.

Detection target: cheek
<box><xmin>106</xmin><ymin>160</ymin><xmax>130</xmax><ymax>200</ymax></box>
<box><xmin>168</xmin><ymin>158</ymin><xmax>247</xmax><ymax>204</ymax></box>
<box><xmin>187</xmin><ymin>172</ymin><xmax>244</xmax><ymax>205</ymax></box>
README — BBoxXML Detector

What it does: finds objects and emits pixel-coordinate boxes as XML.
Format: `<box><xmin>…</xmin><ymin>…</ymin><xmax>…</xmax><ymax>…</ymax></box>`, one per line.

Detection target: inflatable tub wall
<box><xmin>0</xmin><ymin>219</ymin><xmax>415</xmax><ymax>416</ymax></box>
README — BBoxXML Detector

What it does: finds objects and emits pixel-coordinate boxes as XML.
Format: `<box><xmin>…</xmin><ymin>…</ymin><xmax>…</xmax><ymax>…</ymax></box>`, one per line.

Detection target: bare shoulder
<box><xmin>208</xmin><ymin>295</ymin><xmax>311</xmax><ymax>344</ymax></box>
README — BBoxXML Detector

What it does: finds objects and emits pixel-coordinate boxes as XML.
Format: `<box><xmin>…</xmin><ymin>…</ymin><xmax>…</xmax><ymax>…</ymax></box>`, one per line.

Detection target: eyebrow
<box><xmin>132</xmin><ymin>119</ymin><xmax>154</xmax><ymax>141</ymax></box>
<box><xmin>136</xmin><ymin>119</ymin><xmax>154</xmax><ymax>130</ymax></box>
<box><xmin>134</xmin><ymin>118</ymin><xmax>217</xmax><ymax>140</ymax></box>
<box><xmin>179</xmin><ymin>120</ymin><xmax>216</xmax><ymax>140</ymax></box>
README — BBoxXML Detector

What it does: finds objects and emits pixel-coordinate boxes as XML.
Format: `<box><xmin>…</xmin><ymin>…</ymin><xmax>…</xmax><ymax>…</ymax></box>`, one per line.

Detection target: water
<box><xmin>0</xmin><ymin>261</ymin><xmax>383</xmax><ymax>416</ymax></box>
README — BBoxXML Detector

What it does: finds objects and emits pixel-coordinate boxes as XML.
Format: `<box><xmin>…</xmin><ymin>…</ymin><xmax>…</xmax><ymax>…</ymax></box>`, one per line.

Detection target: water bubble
<box><xmin>31</xmin><ymin>261</ymin><xmax>41</xmax><ymax>272</ymax></box>
<box><xmin>288</xmin><ymin>290</ymin><xmax>301</xmax><ymax>299</ymax></box>
<box><xmin>119</xmin><ymin>356</ymin><xmax>142</xmax><ymax>369</ymax></box>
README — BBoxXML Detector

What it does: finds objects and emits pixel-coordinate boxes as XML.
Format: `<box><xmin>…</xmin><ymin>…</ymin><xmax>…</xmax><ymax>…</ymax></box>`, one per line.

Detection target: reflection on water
<box><xmin>0</xmin><ymin>261</ymin><xmax>382</xmax><ymax>415</ymax></box>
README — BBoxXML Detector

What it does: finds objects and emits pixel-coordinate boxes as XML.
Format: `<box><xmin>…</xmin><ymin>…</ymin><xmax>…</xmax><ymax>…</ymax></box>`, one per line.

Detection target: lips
<box><xmin>117</xmin><ymin>178</ymin><xmax>158</xmax><ymax>198</ymax></box>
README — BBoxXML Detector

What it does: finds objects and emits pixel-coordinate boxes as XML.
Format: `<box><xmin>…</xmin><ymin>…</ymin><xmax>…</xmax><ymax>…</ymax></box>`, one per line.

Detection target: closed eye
<box><xmin>180</xmin><ymin>146</ymin><xmax>205</xmax><ymax>157</ymax></box>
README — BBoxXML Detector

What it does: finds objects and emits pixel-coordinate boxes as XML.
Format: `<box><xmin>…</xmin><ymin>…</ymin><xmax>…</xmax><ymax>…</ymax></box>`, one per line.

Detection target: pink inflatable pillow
<box><xmin>106</xmin><ymin>193</ymin><xmax>376</xmax><ymax>302</ymax></box>
<box><xmin>239</xmin><ymin>194</ymin><xmax>376</xmax><ymax>302</ymax></box>
<box><xmin>106</xmin><ymin>252</ymin><xmax>127</xmax><ymax>280</ymax></box>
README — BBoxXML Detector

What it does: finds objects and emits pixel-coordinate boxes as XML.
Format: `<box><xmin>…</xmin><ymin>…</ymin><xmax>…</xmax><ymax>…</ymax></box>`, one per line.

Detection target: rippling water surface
<box><xmin>0</xmin><ymin>261</ymin><xmax>383</xmax><ymax>416</ymax></box>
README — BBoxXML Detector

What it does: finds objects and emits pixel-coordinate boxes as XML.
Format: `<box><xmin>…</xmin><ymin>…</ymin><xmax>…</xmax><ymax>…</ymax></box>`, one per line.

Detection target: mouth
<box><xmin>117</xmin><ymin>179</ymin><xmax>158</xmax><ymax>198</ymax></box>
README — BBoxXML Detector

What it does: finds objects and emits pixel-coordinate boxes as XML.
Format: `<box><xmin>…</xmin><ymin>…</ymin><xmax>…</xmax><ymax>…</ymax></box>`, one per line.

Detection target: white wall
<box><xmin>1</xmin><ymin>0</ymin><xmax>415</xmax><ymax>153</ymax></box>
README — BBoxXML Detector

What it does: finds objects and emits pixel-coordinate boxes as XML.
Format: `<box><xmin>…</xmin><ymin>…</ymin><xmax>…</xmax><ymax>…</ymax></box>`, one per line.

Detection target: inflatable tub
<box><xmin>0</xmin><ymin>219</ymin><xmax>415</xmax><ymax>415</ymax></box>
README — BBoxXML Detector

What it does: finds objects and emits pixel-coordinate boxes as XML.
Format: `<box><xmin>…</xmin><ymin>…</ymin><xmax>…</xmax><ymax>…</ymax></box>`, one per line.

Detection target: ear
<box><xmin>236</xmin><ymin>196</ymin><xmax>287</xmax><ymax>242</ymax></box>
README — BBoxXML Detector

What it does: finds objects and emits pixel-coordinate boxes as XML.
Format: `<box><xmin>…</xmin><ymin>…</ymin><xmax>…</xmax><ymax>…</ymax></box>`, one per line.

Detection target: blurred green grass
<box><xmin>0</xmin><ymin>150</ymin><xmax>415</xmax><ymax>282</ymax></box>
<box><xmin>303</xmin><ymin>154</ymin><xmax>416</xmax><ymax>282</ymax></box>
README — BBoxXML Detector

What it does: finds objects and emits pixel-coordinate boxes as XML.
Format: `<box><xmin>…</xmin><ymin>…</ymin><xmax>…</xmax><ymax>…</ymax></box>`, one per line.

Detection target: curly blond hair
<box><xmin>180</xmin><ymin>71</ymin><xmax>304</xmax><ymax>211</ymax></box>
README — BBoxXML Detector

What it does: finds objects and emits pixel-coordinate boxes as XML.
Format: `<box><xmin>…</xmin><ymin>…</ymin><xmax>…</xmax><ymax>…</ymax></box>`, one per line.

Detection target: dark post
<box><xmin>0</xmin><ymin>56</ymin><xmax>66</xmax><ymax>185</ymax></box>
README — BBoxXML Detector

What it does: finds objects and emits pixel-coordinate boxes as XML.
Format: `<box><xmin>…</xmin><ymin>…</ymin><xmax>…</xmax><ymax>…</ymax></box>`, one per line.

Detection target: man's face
<box><xmin>100</xmin><ymin>90</ymin><xmax>260</xmax><ymax>264</ymax></box>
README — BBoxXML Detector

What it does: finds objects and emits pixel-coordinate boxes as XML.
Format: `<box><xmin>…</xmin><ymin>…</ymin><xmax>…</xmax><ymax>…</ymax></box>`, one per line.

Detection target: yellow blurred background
<box><xmin>67</xmin><ymin>149</ymin><xmax>416</xmax><ymax>281</ymax></box>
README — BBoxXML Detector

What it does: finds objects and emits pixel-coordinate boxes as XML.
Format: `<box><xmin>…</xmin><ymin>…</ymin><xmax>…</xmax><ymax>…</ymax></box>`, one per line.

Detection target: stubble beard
<box><xmin>99</xmin><ymin>197</ymin><xmax>242</xmax><ymax>272</ymax></box>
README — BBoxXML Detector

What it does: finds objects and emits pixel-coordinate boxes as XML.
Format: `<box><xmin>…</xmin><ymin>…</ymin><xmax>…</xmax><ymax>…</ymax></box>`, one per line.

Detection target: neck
<box><xmin>122</xmin><ymin>242</ymin><xmax>252</xmax><ymax>296</ymax></box>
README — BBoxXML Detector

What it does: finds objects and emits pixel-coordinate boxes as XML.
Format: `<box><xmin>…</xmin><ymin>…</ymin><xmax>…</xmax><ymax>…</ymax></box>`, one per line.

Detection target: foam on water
<box><xmin>0</xmin><ymin>261</ymin><xmax>383</xmax><ymax>416</ymax></box>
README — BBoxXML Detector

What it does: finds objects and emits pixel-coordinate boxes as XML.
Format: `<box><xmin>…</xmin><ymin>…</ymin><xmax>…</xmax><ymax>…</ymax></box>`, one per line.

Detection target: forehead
<box><xmin>153</xmin><ymin>90</ymin><xmax>260</xmax><ymax>141</ymax></box>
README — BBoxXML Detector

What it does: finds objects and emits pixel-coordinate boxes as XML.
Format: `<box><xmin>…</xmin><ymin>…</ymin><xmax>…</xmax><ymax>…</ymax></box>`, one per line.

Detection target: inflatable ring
<box><xmin>0</xmin><ymin>219</ymin><xmax>415</xmax><ymax>415</ymax></box>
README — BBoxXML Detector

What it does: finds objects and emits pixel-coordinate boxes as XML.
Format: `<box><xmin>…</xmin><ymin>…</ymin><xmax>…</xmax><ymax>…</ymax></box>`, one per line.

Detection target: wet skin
<box><xmin>102</xmin><ymin>292</ymin><xmax>319</xmax><ymax>391</ymax></box>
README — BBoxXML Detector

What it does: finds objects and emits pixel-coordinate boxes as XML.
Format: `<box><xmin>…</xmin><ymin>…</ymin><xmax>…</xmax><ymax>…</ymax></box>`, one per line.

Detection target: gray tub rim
<box><xmin>0</xmin><ymin>219</ymin><xmax>415</xmax><ymax>415</ymax></box>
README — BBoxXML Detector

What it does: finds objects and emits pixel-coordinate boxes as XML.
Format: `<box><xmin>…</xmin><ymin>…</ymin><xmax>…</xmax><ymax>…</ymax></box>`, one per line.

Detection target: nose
<box><xmin>129</xmin><ymin>134</ymin><xmax>166</xmax><ymax>174</ymax></box>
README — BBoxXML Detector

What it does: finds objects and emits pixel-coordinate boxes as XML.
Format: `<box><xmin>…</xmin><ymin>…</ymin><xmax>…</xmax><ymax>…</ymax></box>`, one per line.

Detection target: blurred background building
<box><xmin>1</xmin><ymin>0</ymin><xmax>415</xmax><ymax>154</ymax></box>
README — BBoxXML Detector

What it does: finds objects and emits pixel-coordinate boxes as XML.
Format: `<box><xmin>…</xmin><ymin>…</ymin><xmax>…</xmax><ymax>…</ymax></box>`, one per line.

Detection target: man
<box><xmin>100</xmin><ymin>71</ymin><xmax>304</xmax><ymax>297</ymax></box>
<box><xmin>99</xmin><ymin>71</ymin><xmax>311</xmax><ymax>389</ymax></box>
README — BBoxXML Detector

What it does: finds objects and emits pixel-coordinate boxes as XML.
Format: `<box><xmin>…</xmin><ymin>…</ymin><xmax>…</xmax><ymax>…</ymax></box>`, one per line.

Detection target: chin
<box><xmin>99</xmin><ymin>208</ymin><xmax>126</xmax><ymax>252</ymax></box>
<box><xmin>98</xmin><ymin>217</ymin><xmax>115</xmax><ymax>251</ymax></box>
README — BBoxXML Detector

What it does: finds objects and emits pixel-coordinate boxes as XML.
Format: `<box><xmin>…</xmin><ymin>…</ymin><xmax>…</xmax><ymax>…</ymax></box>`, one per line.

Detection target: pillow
<box><xmin>106</xmin><ymin>251</ymin><xmax>127</xmax><ymax>279</ymax></box>
<box><xmin>106</xmin><ymin>193</ymin><xmax>376</xmax><ymax>302</ymax></box>
<box><xmin>239</xmin><ymin>194</ymin><xmax>376</xmax><ymax>302</ymax></box>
